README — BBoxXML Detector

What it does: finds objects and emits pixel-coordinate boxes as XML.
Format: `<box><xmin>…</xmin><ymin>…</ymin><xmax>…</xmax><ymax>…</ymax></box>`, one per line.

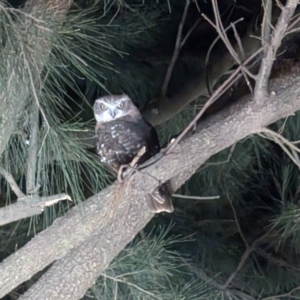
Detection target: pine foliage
<box><xmin>2</xmin><ymin>0</ymin><xmax>300</xmax><ymax>299</ymax></box>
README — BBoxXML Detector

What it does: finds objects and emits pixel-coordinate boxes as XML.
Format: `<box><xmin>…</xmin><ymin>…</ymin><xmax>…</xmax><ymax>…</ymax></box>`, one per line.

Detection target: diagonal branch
<box><xmin>161</xmin><ymin>0</ymin><xmax>191</xmax><ymax>96</ymax></box>
<box><xmin>165</xmin><ymin>47</ymin><xmax>263</xmax><ymax>154</ymax></box>
<box><xmin>0</xmin><ymin>167</ymin><xmax>25</xmax><ymax>198</ymax></box>
<box><xmin>0</xmin><ymin>193</ymin><xmax>72</xmax><ymax>226</ymax></box>
<box><xmin>2</xmin><ymin>68</ymin><xmax>300</xmax><ymax>298</ymax></box>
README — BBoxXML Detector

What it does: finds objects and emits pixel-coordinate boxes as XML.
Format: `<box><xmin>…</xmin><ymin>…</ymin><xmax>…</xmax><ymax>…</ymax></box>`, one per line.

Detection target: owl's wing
<box><xmin>123</xmin><ymin>117</ymin><xmax>161</xmax><ymax>164</ymax></box>
<box><xmin>96</xmin><ymin>120</ymin><xmax>152</xmax><ymax>170</ymax></box>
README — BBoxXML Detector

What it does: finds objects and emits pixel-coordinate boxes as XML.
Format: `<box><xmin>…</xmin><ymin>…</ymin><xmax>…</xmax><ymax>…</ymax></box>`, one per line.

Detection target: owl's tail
<box><xmin>146</xmin><ymin>180</ymin><xmax>174</xmax><ymax>213</ymax></box>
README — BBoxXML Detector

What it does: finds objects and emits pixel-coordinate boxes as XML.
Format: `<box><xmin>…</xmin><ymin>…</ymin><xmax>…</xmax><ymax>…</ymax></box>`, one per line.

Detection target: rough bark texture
<box><xmin>0</xmin><ymin>0</ymin><xmax>73</xmax><ymax>156</ymax></box>
<box><xmin>1</xmin><ymin>66</ymin><xmax>300</xmax><ymax>298</ymax></box>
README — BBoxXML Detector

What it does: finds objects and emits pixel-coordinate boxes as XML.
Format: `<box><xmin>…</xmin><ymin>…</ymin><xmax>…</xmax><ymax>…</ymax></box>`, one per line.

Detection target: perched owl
<box><xmin>93</xmin><ymin>94</ymin><xmax>174</xmax><ymax>213</ymax></box>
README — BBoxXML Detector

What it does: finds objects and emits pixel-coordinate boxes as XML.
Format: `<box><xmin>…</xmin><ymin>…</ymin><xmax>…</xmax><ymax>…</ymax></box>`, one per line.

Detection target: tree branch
<box><xmin>0</xmin><ymin>167</ymin><xmax>25</xmax><ymax>198</ymax></box>
<box><xmin>2</xmin><ymin>66</ymin><xmax>300</xmax><ymax>298</ymax></box>
<box><xmin>0</xmin><ymin>193</ymin><xmax>72</xmax><ymax>226</ymax></box>
<box><xmin>254</xmin><ymin>0</ymin><xmax>298</xmax><ymax>96</ymax></box>
<box><xmin>165</xmin><ymin>47</ymin><xmax>263</xmax><ymax>155</ymax></box>
<box><xmin>161</xmin><ymin>0</ymin><xmax>191</xmax><ymax>96</ymax></box>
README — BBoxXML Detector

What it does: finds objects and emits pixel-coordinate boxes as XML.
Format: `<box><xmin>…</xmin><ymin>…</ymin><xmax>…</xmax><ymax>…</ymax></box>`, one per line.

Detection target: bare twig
<box><xmin>117</xmin><ymin>146</ymin><xmax>146</xmax><ymax>182</ymax></box>
<box><xmin>129</xmin><ymin>146</ymin><xmax>147</xmax><ymax>168</ymax></box>
<box><xmin>204</xmin><ymin>17</ymin><xmax>245</xmax><ymax>95</ymax></box>
<box><xmin>210</xmin><ymin>0</ymin><xmax>240</xmax><ymax>64</ymax></box>
<box><xmin>262</xmin><ymin>128</ymin><xmax>300</xmax><ymax>154</ymax></box>
<box><xmin>0</xmin><ymin>167</ymin><xmax>25</xmax><ymax>198</ymax></box>
<box><xmin>231</xmin><ymin>22</ymin><xmax>254</xmax><ymax>95</ymax></box>
<box><xmin>260</xmin><ymin>128</ymin><xmax>300</xmax><ymax>168</ymax></box>
<box><xmin>286</xmin><ymin>13</ymin><xmax>300</xmax><ymax>34</ymax></box>
<box><xmin>254</xmin><ymin>0</ymin><xmax>298</xmax><ymax>95</ymax></box>
<box><xmin>167</xmin><ymin>6</ymin><xmax>262</xmax><ymax>150</ymax></box>
<box><xmin>36</xmin><ymin>193</ymin><xmax>72</xmax><ymax>207</ymax></box>
<box><xmin>180</xmin><ymin>18</ymin><xmax>201</xmax><ymax>47</ymax></box>
<box><xmin>261</xmin><ymin>0</ymin><xmax>273</xmax><ymax>45</ymax></box>
<box><xmin>142</xmin><ymin>15</ymin><xmax>263</xmax><ymax>126</ymax></box>
<box><xmin>203</xmin><ymin>2</ymin><xmax>258</xmax><ymax>89</ymax></box>
<box><xmin>166</xmin><ymin>47</ymin><xmax>263</xmax><ymax>155</ymax></box>
<box><xmin>275</xmin><ymin>0</ymin><xmax>284</xmax><ymax>10</ymax></box>
<box><xmin>0</xmin><ymin>193</ymin><xmax>72</xmax><ymax>226</ymax></box>
<box><xmin>172</xmin><ymin>194</ymin><xmax>220</xmax><ymax>200</ymax></box>
<box><xmin>232</xmin><ymin>22</ymin><xmax>245</xmax><ymax>60</ymax></box>
<box><xmin>161</xmin><ymin>0</ymin><xmax>191</xmax><ymax>96</ymax></box>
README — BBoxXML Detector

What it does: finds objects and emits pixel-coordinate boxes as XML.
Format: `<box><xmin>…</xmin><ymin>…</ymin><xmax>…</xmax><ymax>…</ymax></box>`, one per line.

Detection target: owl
<box><xmin>93</xmin><ymin>94</ymin><xmax>174</xmax><ymax>213</ymax></box>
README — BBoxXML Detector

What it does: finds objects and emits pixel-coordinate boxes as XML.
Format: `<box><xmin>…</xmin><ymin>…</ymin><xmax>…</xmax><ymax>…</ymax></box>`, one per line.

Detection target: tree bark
<box><xmin>0</xmin><ymin>0</ymin><xmax>73</xmax><ymax>156</ymax></box>
<box><xmin>1</xmin><ymin>63</ymin><xmax>300</xmax><ymax>298</ymax></box>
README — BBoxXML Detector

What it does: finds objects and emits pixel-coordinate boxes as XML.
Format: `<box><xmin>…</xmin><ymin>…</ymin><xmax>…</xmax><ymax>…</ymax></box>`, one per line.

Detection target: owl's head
<box><xmin>93</xmin><ymin>94</ymin><xmax>141</xmax><ymax>123</ymax></box>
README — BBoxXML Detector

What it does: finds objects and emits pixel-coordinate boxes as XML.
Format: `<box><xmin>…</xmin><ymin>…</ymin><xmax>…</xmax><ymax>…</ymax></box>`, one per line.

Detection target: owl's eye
<box><xmin>101</xmin><ymin>104</ymin><xmax>108</xmax><ymax>110</ymax></box>
<box><xmin>117</xmin><ymin>102</ymin><xmax>124</xmax><ymax>109</ymax></box>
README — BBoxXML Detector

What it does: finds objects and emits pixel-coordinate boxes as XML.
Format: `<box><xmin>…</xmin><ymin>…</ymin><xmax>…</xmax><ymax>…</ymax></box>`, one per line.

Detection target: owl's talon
<box><xmin>117</xmin><ymin>164</ymin><xmax>128</xmax><ymax>182</ymax></box>
<box><xmin>117</xmin><ymin>147</ymin><xmax>146</xmax><ymax>183</ymax></box>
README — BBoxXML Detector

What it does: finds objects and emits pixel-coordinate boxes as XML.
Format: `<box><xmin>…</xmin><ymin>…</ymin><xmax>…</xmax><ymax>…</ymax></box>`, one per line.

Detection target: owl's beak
<box><xmin>111</xmin><ymin>109</ymin><xmax>116</xmax><ymax>119</ymax></box>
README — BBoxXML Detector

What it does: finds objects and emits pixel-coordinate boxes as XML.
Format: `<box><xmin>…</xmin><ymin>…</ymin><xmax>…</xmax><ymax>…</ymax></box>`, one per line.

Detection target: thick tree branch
<box><xmin>0</xmin><ymin>0</ymin><xmax>73</xmax><ymax>157</ymax></box>
<box><xmin>1</xmin><ymin>68</ymin><xmax>300</xmax><ymax>298</ymax></box>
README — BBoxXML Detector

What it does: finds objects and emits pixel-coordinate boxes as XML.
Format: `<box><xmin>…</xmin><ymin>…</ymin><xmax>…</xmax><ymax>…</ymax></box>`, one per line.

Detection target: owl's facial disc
<box><xmin>94</xmin><ymin>95</ymin><xmax>141</xmax><ymax>123</ymax></box>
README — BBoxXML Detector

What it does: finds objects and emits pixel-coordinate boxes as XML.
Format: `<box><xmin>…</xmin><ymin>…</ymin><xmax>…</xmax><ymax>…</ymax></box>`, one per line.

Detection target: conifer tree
<box><xmin>1</xmin><ymin>0</ymin><xmax>300</xmax><ymax>299</ymax></box>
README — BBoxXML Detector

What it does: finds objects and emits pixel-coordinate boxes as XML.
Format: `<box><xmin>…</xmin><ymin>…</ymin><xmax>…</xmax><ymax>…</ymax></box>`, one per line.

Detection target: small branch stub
<box><xmin>0</xmin><ymin>193</ymin><xmax>72</xmax><ymax>226</ymax></box>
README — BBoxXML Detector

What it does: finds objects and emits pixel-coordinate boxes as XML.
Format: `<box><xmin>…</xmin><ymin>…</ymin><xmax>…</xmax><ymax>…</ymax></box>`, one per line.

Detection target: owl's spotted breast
<box><xmin>96</xmin><ymin>115</ymin><xmax>160</xmax><ymax>172</ymax></box>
